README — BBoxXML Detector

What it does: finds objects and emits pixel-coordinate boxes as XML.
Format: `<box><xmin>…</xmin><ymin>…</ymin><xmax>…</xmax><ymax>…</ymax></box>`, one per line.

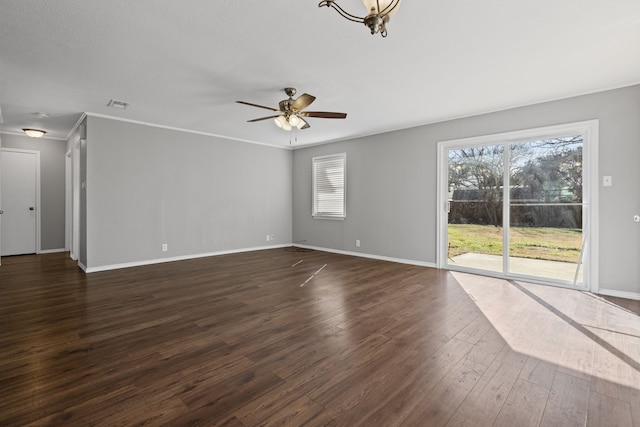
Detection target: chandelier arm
<box><xmin>318</xmin><ymin>0</ymin><xmax>365</xmax><ymax>23</ymax></box>
<box><xmin>379</xmin><ymin>0</ymin><xmax>400</xmax><ymax>16</ymax></box>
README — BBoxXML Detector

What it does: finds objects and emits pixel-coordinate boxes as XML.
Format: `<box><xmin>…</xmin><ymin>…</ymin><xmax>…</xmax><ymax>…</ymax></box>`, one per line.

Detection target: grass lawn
<box><xmin>448</xmin><ymin>224</ymin><xmax>582</xmax><ymax>263</ymax></box>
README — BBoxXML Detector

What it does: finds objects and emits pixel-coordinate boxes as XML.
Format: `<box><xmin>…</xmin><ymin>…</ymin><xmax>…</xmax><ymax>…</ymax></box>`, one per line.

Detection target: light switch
<box><xmin>603</xmin><ymin>176</ymin><xmax>612</xmax><ymax>187</ymax></box>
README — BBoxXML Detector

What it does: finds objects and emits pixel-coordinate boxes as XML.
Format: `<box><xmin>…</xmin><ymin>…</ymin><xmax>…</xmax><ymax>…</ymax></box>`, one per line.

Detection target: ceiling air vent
<box><xmin>107</xmin><ymin>99</ymin><xmax>129</xmax><ymax>109</ymax></box>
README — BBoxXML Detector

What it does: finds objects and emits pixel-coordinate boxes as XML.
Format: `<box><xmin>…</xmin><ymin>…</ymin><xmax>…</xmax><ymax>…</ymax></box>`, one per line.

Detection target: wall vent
<box><xmin>107</xmin><ymin>99</ymin><xmax>129</xmax><ymax>109</ymax></box>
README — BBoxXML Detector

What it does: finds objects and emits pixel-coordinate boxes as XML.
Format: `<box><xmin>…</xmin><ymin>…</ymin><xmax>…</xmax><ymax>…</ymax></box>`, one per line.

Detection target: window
<box><xmin>313</xmin><ymin>153</ymin><xmax>346</xmax><ymax>219</ymax></box>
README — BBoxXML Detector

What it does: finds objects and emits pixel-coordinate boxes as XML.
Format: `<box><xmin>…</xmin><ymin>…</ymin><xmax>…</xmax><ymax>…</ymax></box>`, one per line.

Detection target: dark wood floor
<box><xmin>1</xmin><ymin>249</ymin><xmax>638</xmax><ymax>426</ymax></box>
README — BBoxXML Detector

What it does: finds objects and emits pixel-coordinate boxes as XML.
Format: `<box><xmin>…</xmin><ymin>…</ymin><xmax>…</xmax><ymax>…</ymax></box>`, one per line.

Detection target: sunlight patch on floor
<box><xmin>451</xmin><ymin>271</ymin><xmax>640</xmax><ymax>391</ymax></box>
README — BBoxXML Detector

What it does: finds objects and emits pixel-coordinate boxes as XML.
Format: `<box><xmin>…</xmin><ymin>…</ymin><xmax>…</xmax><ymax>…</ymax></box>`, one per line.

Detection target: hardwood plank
<box><xmin>446</xmin><ymin>360</ymin><xmax>521</xmax><ymax>427</ymax></box>
<box><xmin>519</xmin><ymin>356</ymin><xmax>559</xmax><ymax>390</ymax></box>
<box><xmin>540</xmin><ymin>371</ymin><xmax>590</xmax><ymax>427</ymax></box>
<box><xmin>344</xmin><ymin>338</ymin><xmax>476</xmax><ymax>426</ymax></box>
<box><xmin>493</xmin><ymin>378</ymin><xmax>550</xmax><ymax>427</ymax></box>
<box><xmin>587</xmin><ymin>391</ymin><xmax>633</xmax><ymax>427</ymax></box>
<box><xmin>1</xmin><ymin>250</ymin><xmax>638</xmax><ymax>425</ymax></box>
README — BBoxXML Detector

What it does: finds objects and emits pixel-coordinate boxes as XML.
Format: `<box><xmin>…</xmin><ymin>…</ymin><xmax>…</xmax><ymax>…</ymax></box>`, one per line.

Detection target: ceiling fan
<box><xmin>236</xmin><ymin>87</ymin><xmax>347</xmax><ymax>131</ymax></box>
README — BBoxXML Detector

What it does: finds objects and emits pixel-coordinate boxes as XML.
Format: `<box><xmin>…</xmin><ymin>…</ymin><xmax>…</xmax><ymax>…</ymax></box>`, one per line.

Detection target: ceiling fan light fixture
<box><xmin>318</xmin><ymin>0</ymin><xmax>401</xmax><ymax>37</ymax></box>
<box><xmin>237</xmin><ymin>87</ymin><xmax>347</xmax><ymax>134</ymax></box>
<box><xmin>23</xmin><ymin>128</ymin><xmax>46</xmax><ymax>138</ymax></box>
<box><xmin>274</xmin><ymin>116</ymin><xmax>292</xmax><ymax>131</ymax></box>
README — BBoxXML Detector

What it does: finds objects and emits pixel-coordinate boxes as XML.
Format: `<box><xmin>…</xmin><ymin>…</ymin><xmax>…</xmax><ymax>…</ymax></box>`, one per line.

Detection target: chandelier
<box><xmin>318</xmin><ymin>0</ymin><xmax>402</xmax><ymax>37</ymax></box>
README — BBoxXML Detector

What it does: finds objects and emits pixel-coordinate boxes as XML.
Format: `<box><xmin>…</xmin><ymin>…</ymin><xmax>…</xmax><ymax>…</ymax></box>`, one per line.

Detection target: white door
<box><xmin>1</xmin><ymin>149</ymin><xmax>39</xmax><ymax>256</ymax></box>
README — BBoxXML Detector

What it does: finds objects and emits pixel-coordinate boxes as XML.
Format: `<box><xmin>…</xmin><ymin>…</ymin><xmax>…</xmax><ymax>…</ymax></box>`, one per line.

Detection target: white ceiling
<box><xmin>1</xmin><ymin>0</ymin><xmax>639</xmax><ymax>147</ymax></box>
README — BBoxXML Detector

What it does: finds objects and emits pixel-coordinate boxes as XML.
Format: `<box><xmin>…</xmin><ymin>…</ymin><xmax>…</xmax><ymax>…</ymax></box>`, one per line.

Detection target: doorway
<box><xmin>437</xmin><ymin>121</ymin><xmax>599</xmax><ymax>290</ymax></box>
<box><xmin>0</xmin><ymin>148</ymin><xmax>41</xmax><ymax>256</ymax></box>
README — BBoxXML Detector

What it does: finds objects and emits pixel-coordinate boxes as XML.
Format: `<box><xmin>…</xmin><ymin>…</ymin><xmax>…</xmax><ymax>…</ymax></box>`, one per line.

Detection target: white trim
<box><xmin>78</xmin><ymin>261</ymin><xmax>88</xmax><ymax>272</ymax></box>
<box><xmin>437</xmin><ymin>120</ymin><xmax>599</xmax><ymax>291</ymax></box>
<box><xmin>84</xmin><ymin>112</ymin><xmax>292</xmax><ymax>150</ymax></box>
<box><xmin>584</xmin><ymin>121</ymin><xmax>599</xmax><ymax>293</ymax></box>
<box><xmin>597</xmin><ymin>289</ymin><xmax>640</xmax><ymax>301</ymax></box>
<box><xmin>65</xmin><ymin>113</ymin><xmax>87</xmax><ymax>141</ymax></box>
<box><xmin>83</xmin><ymin>244</ymin><xmax>289</xmax><ymax>273</ymax></box>
<box><xmin>0</xmin><ymin>148</ymin><xmax>41</xmax><ymax>254</ymax></box>
<box><xmin>71</xmin><ymin>140</ymin><xmax>81</xmax><ymax>261</ymax></box>
<box><xmin>83</xmin><ymin>244</ymin><xmax>437</xmax><ymax>273</ymax></box>
<box><xmin>292</xmin><ymin>244</ymin><xmax>437</xmax><ymax>268</ymax></box>
<box><xmin>39</xmin><ymin>248</ymin><xmax>67</xmax><ymax>254</ymax></box>
<box><xmin>65</xmin><ymin>151</ymin><xmax>71</xmax><ymax>251</ymax></box>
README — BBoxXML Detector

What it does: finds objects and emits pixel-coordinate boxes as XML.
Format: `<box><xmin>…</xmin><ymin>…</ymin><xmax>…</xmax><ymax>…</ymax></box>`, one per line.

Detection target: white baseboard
<box><xmin>78</xmin><ymin>262</ymin><xmax>88</xmax><ymax>272</ymax></box>
<box><xmin>38</xmin><ymin>248</ymin><xmax>67</xmax><ymax>254</ymax></box>
<box><xmin>292</xmin><ymin>244</ymin><xmax>437</xmax><ymax>269</ymax></box>
<box><xmin>84</xmin><ymin>244</ymin><xmax>289</xmax><ymax>273</ymax></box>
<box><xmin>597</xmin><ymin>289</ymin><xmax>640</xmax><ymax>301</ymax></box>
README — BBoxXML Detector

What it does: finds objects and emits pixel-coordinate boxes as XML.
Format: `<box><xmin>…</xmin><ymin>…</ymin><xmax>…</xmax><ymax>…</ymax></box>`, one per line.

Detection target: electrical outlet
<box><xmin>266</xmin><ymin>235</ymin><xmax>270</xmax><ymax>242</ymax></box>
<box><xmin>356</xmin><ymin>239</ymin><xmax>361</xmax><ymax>247</ymax></box>
<box><xmin>270</xmin><ymin>235</ymin><xmax>275</xmax><ymax>241</ymax></box>
<box><xmin>162</xmin><ymin>243</ymin><xmax>168</xmax><ymax>252</ymax></box>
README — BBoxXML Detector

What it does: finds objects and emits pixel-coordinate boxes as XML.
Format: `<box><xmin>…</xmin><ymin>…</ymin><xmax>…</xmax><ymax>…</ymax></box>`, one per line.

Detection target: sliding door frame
<box><xmin>436</xmin><ymin>120</ymin><xmax>599</xmax><ymax>292</ymax></box>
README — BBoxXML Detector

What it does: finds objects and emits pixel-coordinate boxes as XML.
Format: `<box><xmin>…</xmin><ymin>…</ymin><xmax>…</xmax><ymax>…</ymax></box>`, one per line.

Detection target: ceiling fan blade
<box><xmin>291</xmin><ymin>93</ymin><xmax>316</xmax><ymax>112</ymax></box>
<box><xmin>247</xmin><ymin>114</ymin><xmax>283</xmax><ymax>122</ymax></box>
<box><xmin>301</xmin><ymin>111</ymin><xmax>347</xmax><ymax>119</ymax></box>
<box><xmin>299</xmin><ymin>117</ymin><xmax>310</xmax><ymax>129</ymax></box>
<box><xmin>236</xmin><ymin>100</ymin><xmax>279</xmax><ymax>111</ymax></box>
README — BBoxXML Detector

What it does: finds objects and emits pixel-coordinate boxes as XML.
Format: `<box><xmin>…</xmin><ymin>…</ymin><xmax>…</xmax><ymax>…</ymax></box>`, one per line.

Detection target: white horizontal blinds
<box><xmin>313</xmin><ymin>153</ymin><xmax>346</xmax><ymax>218</ymax></box>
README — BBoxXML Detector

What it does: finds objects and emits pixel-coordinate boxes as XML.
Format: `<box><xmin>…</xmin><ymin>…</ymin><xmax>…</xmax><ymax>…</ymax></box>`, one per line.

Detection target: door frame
<box><xmin>65</xmin><ymin>139</ymin><xmax>81</xmax><ymax>260</ymax></box>
<box><xmin>0</xmin><ymin>147</ymin><xmax>42</xmax><ymax>255</ymax></box>
<box><xmin>436</xmin><ymin>120</ymin><xmax>599</xmax><ymax>292</ymax></box>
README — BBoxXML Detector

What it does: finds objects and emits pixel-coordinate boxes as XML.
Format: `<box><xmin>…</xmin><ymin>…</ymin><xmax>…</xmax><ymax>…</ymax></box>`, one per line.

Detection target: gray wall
<box><xmin>84</xmin><ymin>116</ymin><xmax>292</xmax><ymax>269</ymax></box>
<box><xmin>292</xmin><ymin>84</ymin><xmax>640</xmax><ymax>295</ymax></box>
<box><xmin>1</xmin><ymin>133</ymin><xmax>67</xmax><ymax>251</ymax></box>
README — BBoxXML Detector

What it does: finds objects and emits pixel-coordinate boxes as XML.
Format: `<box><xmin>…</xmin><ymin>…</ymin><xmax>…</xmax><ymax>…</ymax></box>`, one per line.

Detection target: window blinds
<box><xmin>312</xmin><ymin>153</ymin><xmax>346</xmax><ymax>218</ymax></box>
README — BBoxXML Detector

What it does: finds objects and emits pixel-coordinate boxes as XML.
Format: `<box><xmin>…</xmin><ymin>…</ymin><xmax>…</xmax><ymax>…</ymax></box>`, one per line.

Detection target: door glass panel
<box><xmin>447</xmin><ymin>145</ymin><xmax>504</xmax><ymax>273</ymax></box>
<box><xmin>508</xmin><ymin>137</ymin><xmax>584</xmax><ymax>283</ymax></box>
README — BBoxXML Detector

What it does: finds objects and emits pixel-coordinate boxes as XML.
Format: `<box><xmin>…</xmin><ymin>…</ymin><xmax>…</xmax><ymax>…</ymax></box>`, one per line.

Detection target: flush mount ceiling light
<box><xmin>23</xmin><ymin>128</ymin><xmax>47</xmax><ymax>138</ymax></box>
<box><xmin>318</xmin><ymin>0</ymin><xmax>401</xmax><ymax>37</ymax></box>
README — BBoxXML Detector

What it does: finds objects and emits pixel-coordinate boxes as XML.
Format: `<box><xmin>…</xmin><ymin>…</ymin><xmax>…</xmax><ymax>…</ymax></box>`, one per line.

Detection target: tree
<box><xmin>448</xmin><ymin>136</ymin><xmax>583</xmax><ymax>227</ymax></box>
<box><xmin>448</xmin><ymin>144</ymin><xmax>532</xmax><ymax>225</ymax></box>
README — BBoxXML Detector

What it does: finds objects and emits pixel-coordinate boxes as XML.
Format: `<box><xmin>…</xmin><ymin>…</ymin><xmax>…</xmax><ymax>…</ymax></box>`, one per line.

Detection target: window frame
<box><xmin>312</xmin><ymin>152</ymin><xmax>346</xmax><ymax>220</ymax></box>
<box><xmin>436</xmin><ymin>120</ymin><xmax>599</xmax><ymax>292</ymax></box>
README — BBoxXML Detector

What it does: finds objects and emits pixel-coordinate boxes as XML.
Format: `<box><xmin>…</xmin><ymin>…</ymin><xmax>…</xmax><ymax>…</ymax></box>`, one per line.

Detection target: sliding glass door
<box><xmin>508</xmin><ymin>137</ymin><xmax>583</xmax><ymax>282</ymax></box>
<box><xmin>447</xmin><ymin>145</ymin><xmax>505</xmax><ymax>274</ymax></box>
<box><xmin>439</xmin><ymin>122</ymin><xmax>595</xmax><ymax>289</ymax></box>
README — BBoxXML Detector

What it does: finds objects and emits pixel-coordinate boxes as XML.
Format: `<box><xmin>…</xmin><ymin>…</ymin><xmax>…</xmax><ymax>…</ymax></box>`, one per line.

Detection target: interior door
<box><xmin>1</xmin><ymin>149</ymin><xmax>38</xmax><ymax>256</ymax></box>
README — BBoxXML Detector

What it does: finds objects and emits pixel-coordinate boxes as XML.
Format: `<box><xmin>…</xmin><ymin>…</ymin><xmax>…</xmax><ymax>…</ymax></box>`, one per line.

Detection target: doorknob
<box><xmin>29</xmin><ymin>207</ymin><xmax>35</xmax><ymax>211</ymax></box>
<box><xmin>0</xmin><ymin>210</ymin><xmax>3</xmax><ymax>214</ymax></box>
